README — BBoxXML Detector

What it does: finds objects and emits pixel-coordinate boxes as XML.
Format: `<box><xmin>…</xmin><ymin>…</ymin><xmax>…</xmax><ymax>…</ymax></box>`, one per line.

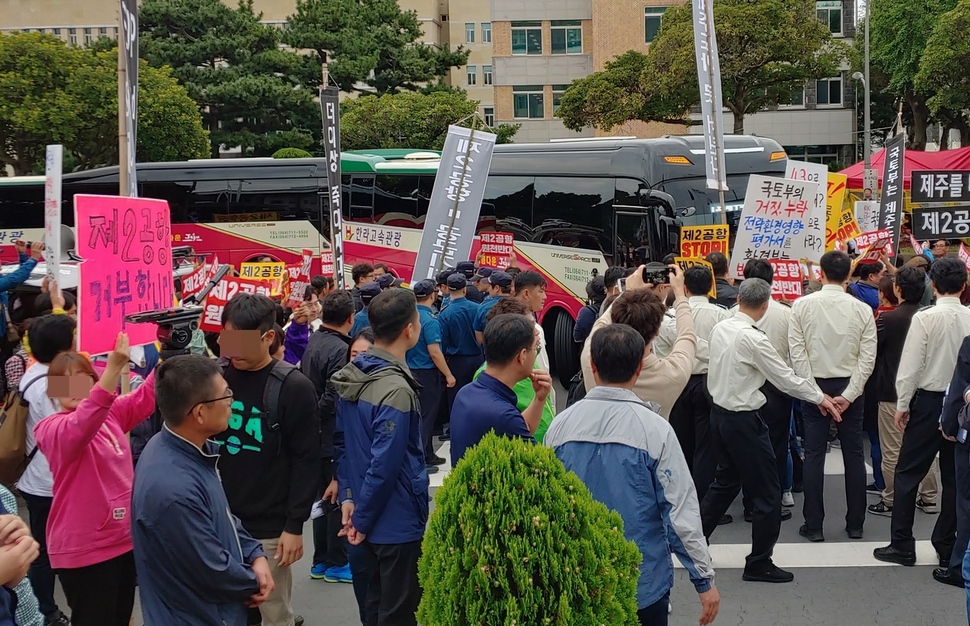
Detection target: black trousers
<box><xmin>669</xmin><ymin>374</ymin><xmax>715</xmax><ymax>501</ymax></box>
<box><xmin>762</xmin><ymin>382</ymin><xmax>794</xmax><ymax>491</ymax></box>
<box><xmin>21</xmin><ymin>492</ymin><xmax>58</xmax><ymax>618</ymax></box>
<box><xmin>312</xmin><ymin>456</ymin><xmax>348</xmax><ymax>568</ymax></box>
<box><xmin>891</xmin><ymin>390</ymin><xmax>957</xmax><ymax>558</ymax></box>
<box><xmin>363</xmin><ymin>540</ymin><xmax>422</xmax><ymax>626</ymax></box>
<box><xmin>58</xmin><ymin>551</ymin><xmax>136</xmax><ymax>626</ymax></box>
<box><xmin>700</xmin><ymin>407</ymin><xmax>781</xmax><ymax>568</ymax></box>
<box><xmin>801</xmin><ymin>378</ymin><xmax>866</xmax><ymax>532</ymax></box>
<box><xmin>949</xmin><ymin>444</ymin><xmax>970</xmax><ymax>581</ymax></box>
<box><xmin>637</xmin><ymin>591</ymin><xmax>670</xmax><ymax>626</ymax></box>
<box><xmin>413</xmin><ymin>368</ymin><xmax>444</xmax><ymax>461</ymax></box>
<box><xmin>445</xmin><ymin>354</ymin><xmax>483</xmax><ymax>411</ymax></box>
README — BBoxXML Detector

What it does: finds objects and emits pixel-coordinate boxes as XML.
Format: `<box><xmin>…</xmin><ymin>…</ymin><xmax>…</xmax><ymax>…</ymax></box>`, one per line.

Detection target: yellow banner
<box><xmin>240</xmin><ymin>262</ymin><xmax>286</xmax><ymax>295</ymax></box>
<box><xmin>674</xmin><ymin>257</ymin><xmax>717</xmax><ymax>299</ymax></box>
<box><xmin>824</xmin><ymin>173</ymin><xmax>861</xmax><ymax>249</ymax></box>
<box><xmin>679</xmin><ymin>225</ymin><xmax>730</xmax><ymax>259</ymax></box>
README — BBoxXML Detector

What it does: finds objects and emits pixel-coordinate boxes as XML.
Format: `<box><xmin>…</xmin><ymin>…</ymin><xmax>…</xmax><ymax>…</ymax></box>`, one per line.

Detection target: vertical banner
<box><xmin>44</xmin><ymin>145</ymin><xmax>63</xmax><ymax>282</ymax></box>
<box><xmin>879</xmin><ymin>134</ymin><xmax>906</xmax><ymax>254</ymax></box>
<box><xmin>692</xmin><ymin>0</ymin><xmax>728</xmax><ymax>192</ymax></box>
<box><xmin>75</xmin><ymin>195</ymin><xmax>173</xmax><ymax>355</ymax></box>
<box><xmin>320</xmin><ymin>87</ymin><xmax>344</xmax><ymax>288</ymax></box>
<box><xmin>412</xmin><ymin>125</ymin><xmax>497</xmax><ymax>282</ymax></box>
<box><xmin>120</xmin><ymin>0</ymin><xmax>138</xmax><ymax>197</ymax></box>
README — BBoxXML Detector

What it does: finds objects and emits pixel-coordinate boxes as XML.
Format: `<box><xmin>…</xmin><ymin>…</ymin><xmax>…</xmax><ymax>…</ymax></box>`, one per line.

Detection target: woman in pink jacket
<box><xmin>34</xmin><ymin>333</ymin><xmax>155</xmax><ymax>626</ymax></box>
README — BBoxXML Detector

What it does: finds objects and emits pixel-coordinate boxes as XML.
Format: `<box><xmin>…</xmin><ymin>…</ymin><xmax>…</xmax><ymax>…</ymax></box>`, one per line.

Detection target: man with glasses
<box><xmin>132</xmin><ymin>355</ymin><xmax>275</xmax><ymax>626</ymax></box>
<box><xmin>931</xmin><ymin>239</ymin><xmax>950</xmax><ymax>262</ymax></box>
<box><xmin>449</xmin><ymin>313</ymin><xmax>553</xmax><ymax>465</ymax></box>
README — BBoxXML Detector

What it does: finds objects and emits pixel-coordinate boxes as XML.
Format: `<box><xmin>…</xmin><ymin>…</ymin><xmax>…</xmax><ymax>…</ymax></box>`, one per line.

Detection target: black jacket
<box><xmin>871</xmin><ymin>303</ymin><xmax>921</xmax><ymax>402</ymax></box>
<box><xmin>711</xmin><ymin>278</ymin><xmax>739</xmax><ymax>309</ymax></box>
<box><xmin>301</xmin><ymin>326</ymin><xmax>353</xmax><ymax>458</ymax></box>
<box><xmin>942</xmin><ymin>335</ymin><xmax>970</xmax><ymax>448</ymax></box>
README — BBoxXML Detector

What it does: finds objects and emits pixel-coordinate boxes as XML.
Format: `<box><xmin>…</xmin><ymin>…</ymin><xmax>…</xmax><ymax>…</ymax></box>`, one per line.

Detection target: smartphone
<box><xmin>641</xmin><ymin>262</ymin><xmax>672</xmax><ymax>285</ymax></box>
<box><xmin>617</xmin><ymin>277</ymin><xmax>627</xmax><ymax>293</ymax></box>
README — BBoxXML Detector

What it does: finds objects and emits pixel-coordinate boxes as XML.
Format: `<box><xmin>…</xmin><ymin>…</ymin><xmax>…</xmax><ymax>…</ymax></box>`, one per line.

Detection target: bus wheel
<box><xmin>553</xmin><ymin>309</ymin><xmax>579</xmax><ymax>388</ymax></box>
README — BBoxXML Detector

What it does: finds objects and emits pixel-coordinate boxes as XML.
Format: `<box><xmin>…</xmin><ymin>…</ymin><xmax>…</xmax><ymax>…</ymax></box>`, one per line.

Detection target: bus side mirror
<box><xmin>638</xmin><ymin>189</ymin><xmax>676</xmax><ymax>217</ymax></box>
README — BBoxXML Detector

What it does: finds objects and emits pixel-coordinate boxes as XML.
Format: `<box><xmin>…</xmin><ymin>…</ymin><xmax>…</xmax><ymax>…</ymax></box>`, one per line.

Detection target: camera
<box><xmin>125</xmin><ymin>306</ymin><xmax>203</xmax><ymax>353</ymax></box>
<box><xmin>641</xmin><ymin>262</ymin><xmax>672</xmax><ymax>285</ymax></box>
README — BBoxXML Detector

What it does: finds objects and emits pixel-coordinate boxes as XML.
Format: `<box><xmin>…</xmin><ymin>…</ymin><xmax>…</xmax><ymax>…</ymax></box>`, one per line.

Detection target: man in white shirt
<box><xmin>18</xmin><ymin>314</ymin><xmax>76</xmax><ymax>626</ymax></box>
<box><xmin>655</xmin><ymin>266</ymin><xmax>728</xmax><ymax>504</ymax></box>
<box><xmin>702</xmin><ymin>278</ymin><xmax>839</xmax><ymax>584</ymax></box>
<box><xmin>789</xmin><ymin>250</ymin><xmax>877</xmax><ymax>542</ymax></box>
<box><xmin>874</xmin><ymin>257</ymin><xmax>970</xmax><ymax>569</ymax></box>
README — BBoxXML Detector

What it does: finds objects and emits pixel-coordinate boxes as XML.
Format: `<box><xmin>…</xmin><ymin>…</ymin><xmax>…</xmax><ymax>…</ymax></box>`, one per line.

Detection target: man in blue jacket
<box><xmin>132</xmin><ymin>355</ymin><xmax>274</xmax><ymax>626</ymax></box>
<box><xmin>332</xmin><ymin>289</ymin><xmax>427</xmax><ymax>626</ymax></box>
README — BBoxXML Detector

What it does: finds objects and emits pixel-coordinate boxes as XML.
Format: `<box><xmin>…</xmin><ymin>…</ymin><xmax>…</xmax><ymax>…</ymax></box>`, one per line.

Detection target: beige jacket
<box><xmin>580</xmin><ymin>296</ymin><xmax>698</xmax><ymax>418</ymax></box>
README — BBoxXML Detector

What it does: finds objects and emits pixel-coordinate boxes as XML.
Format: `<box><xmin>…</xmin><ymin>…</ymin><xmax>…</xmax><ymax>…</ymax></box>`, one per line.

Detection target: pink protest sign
<box><xmin>75</xmin><ymin>195</ymin><xmax>174</xmax><ymax>354</ymax></box>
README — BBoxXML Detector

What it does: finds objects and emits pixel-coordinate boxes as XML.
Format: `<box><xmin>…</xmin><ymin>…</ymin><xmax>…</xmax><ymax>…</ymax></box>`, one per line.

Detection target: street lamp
<box><xmin>852</xmin><ymin>3</ymin><xmax>876</xmax><ymax>198</ymax></box>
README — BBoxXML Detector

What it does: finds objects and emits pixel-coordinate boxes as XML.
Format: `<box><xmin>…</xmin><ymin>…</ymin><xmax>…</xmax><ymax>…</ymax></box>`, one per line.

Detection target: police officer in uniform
<box><xmin>456</xmin><ymin>261</ymin><xmax>486</xmax><ymax>303</ymax></box>
<box><xmin>701</xmin><ymin>278</ymin><xmax>840</xmax><ymax>584</ymax></box>
<box><xmin>438</xmin><ymin>273</ymin><xmax>483</xmax><ymax>411</ymax></box>
<box><xmin>473</xmin><ymin>271</ymin><xmax>514</xmax><ymax>344</ymax></box>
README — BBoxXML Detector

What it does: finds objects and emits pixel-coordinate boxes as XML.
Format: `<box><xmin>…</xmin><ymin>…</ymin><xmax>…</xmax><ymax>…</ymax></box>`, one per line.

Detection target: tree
<box><xmin>284</xmin><ymin>0</ymin><xmax>469</xmax><ymax>94</ymax></box>
<box><xmin>561</xmin><ymin>0</ymin><xmax>844</xmax><ymax>135</ymax></box>
<box><xmin>273</xmin><ymin>148</ymin><xmax>314</xmax><ymax>158</ymax></box>
<box><xmin>915</xmin><ymin>0</ymin><xmax>970</xmax><ymax>146</ymax></box>
<box><xmin>418</xmin><ymin>433</ymin><xmax>642</xmax><ymax>626</ymax></box>
<box><xmin>0</xmin><ymin>33</ymin><xmax>208</xmax><ymax>175</ymax></box>
<box><xmin>140</xmin><ymin>0</ymin><xmax>317</xmax><ymax>157</ymax></box>
<box><xmin>340</xmin><ymin>91</ymin><xmax>519</xmax><ymax>151</ymax></box>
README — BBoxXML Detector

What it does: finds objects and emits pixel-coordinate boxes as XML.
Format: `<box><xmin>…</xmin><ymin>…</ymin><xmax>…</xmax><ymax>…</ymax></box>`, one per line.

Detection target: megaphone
<box><xmin>59</xmin><ymin>225</ymin><xmax>77</xmax><ymax>262</ymax></box>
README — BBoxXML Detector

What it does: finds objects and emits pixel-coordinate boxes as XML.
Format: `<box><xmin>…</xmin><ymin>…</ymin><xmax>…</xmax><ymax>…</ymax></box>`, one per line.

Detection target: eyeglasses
<box><xmin>189</xmin><ymin>389</ymin><xmax>234</xmax><ymax>414</ymax></box>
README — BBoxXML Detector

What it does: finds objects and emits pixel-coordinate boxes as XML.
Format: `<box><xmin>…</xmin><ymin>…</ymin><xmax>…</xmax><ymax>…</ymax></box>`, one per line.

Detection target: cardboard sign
<box><xmin>854</xmin><ymin>229</ymin><xmax>893</xmax><ymax>262</ymax></box>
<box><xmin>825</xmin><ymin>173</ymin><xmax>859</xmax><ymax>249</ymax></box>
<box><xmin>181</xmin><ymin>255</ymin><xmax>219</xmax><ymax>301</ymax></box>
<box><xmin>320</xmin><ymin>251</ymin><xmax>334</xmax><ymax>276</ymax></box>
<box><xmin>75</xmin><ymin>195</ymin><xmax>173</xmax><ymax>354</ymax></box>
<box><xmin>478</xmin><ymin>231</ymin><xmax>514</xmax><ymax>269</ymax></box>
<box><xmin>674</xmin><ymin>257</ymin><xmax>716</xmax><ymax>299</ymax></box>
<box><xmin>283</xmin><ymin>249</ymin><xmax>314</xmax><ymax>308</ymax></box>
<box><xmin>680</xmin><ymin>225</ymin><xmax>729</xmax><ymax>259</ymax></box>
<box><xmin>960</xmin><ymin>243</ymin><xmax>970</xmax><ymax>270</ymax></box>
<box><xmin>199</xmin><ymin>276</ymin><xmax>273</xmax><ymax>332</ymax></box>
<box><xmin>768</xmin><ymin>260</ymin><xmax>802</xmax><ymax>300</ymax></box>
<box><xmin>910</xmin><ymin>235</ymin><xmax>926</xmax><ymax>256</ymax></box>
<box><xmin>240</xmin><ymin>262</ymin><xmax>286</xmax><ymax>296</ymax></box>
<box><xmin>855</xmin><ymin>201</ymin><xmax>879</xmax><ymax>234</ymax></box>
<box><xmin>729</xmin><ymin>175</ymin><xmax>823</xmax><ymax>277</ymax></box>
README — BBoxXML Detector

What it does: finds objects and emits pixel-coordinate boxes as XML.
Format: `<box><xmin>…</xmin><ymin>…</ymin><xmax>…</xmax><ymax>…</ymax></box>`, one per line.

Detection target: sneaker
<box><xmin>45</xmin><ymin>612</ymin><xmax>70</xmax><ymax>626</ymax></box>
<box><xmin>323</xmin><ymin>563</ymin><xmax>353</xmax><ymax>584</ymax></box>
<box><xmin>742</xmin><ymin>562</ymin><xmax>795</xmax><ymax>583</ymax></box>
<box><xmin>868</xmin><ymin>501</ymin><xmax>893</xmax><ymax>517</ymax></box>
<box><xmin>310</xmin><ymin>500</ymin><xmax>325</xmax><ymax>521</ymax></box>
<box><xmin>866</xmin><ymin>483</ymin><xmax>881</xmax><ymax>494</ymax></box>
<box><xmin>916</xmin><ymin>498</ymin><xmax>939</xmax><ymax>514</ymax></box>
<box><xmin>782</xmin><ymin>491</ymin><xmax>795</xmax><ymax>507</ymax></box>
<box><xmin>295</xmin><ymin>616</ymin><xmax>305</xmax><ymax>626</ymax></box>
<box><xmin>310</xmin><ymin>563</ymin><xmax>328</xmax><ymax>580</ymax></box>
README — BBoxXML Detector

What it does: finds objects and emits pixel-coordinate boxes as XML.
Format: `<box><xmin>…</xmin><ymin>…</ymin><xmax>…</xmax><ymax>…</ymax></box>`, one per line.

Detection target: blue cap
<box><xmin>412</xmin><ymin>279</ymin><xmax>436</xmax><ymax>298</ymax></box>
<box><xmin>446</xmin><ymin>273</ymin><xmax>467</xmax><ymax>290</ymax></box>
<box><xmin>488</xmin><ymin>270</ymin><xmax>513</xmax><ymax>289</ymax></box>
<box><xmin>376</xmin><ymin>273</ymin><xmax>395</xmax><ymax>289</ymax></box>
<box><xmin>473</xmin><ymin>267</ymin><xmax>494</xmax><ymax>281</ymax></box>
<box><xmin>435</xmin><ymin>268</ymin><xmax>455</xmax><ymax>286</ymax></box>
<box><xmin>360</xmin><ymin>281</ymin><xmax>382</xmax><ymax>302</ymax></box>
<box><xmin>456</xmin><ymin>261</ymin><xmax>476</xmax><ymax>279</ymax></box>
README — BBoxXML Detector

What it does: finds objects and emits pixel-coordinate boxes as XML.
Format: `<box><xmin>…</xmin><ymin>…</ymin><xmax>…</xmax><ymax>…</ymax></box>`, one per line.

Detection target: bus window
<box><xmin>615</xmin><ymin>177</ymin><xmax>646</xmax><ymax>206</ymax></box>
<box><xmin>480</xmin><ymin>176</ymin><xmax>535</xmax><ymax>240</ymax></box>
<box><xmin>342</xmin><ymin>175</ymin><xmax>375</xmax><ymax>221</ymax></box>
<box><xmin>235</xmin><ymin>178</ymin><xmax>324</xmax><ymax>227</ymax></box>
<box><xmin>659</xmin><ymin>175</ymin><xmax>750</xmax><ymax>227</ymax></box>
<box><xmin>533</xmin><ymin>176</ymin><xmax>613</xmax><ymax>233</ymax></box>
<box><xmin>373</xmin><ymin>175</ymin><xmax>427</xmax><ymax>227</ymax></box>
<box><xmin>0</xmin><ymin>183</ymin><xmax>44</xmax><ymax>230</ymax></box>
<box><xmin>614</xmin><ymin>211</ymin><xmax>652</xmax><ymax>268</ymax></box>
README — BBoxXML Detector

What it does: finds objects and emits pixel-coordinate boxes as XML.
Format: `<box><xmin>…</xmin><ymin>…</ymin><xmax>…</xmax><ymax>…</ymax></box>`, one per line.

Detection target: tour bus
<box><xmin>0</xmin><ymin>134</ymin><xmax>785</xmax><ymax>382</ymax></box>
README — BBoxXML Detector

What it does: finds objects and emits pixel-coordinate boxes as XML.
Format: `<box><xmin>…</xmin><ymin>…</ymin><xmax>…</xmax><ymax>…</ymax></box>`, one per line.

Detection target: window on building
<box><xmin>511</xmin><ymin>21</ymin><xmax>542</xmax><ymax>55</ymax></box>
<box><xmin>483</xmin><ymin>65</ymin><xmax>493</xmax><ymax>85</ymax></box>
<box><xmin>816</xmin><ymin>1</ymin><xmax>843</xmax><ymax>35</ymax></box>
<box><xmin>785</xmin><ymin>145</ymin><xmax>841</xmax><ymax>166</ymax></box>
<box><xmin>484</xmin><ymin>107</ymin><xmax>494</xmax><ymax>127</ymax></box>
<box><xmin>69</xmin><ymin>28</ymin><xmax>77</xmax><ymax>45</ymax></box>
<box><xmin>779</xmin><ymin>86</ymin><xmax>805</xmax><ymax>107</ymax></box>
<box><xmin>465</xmin><ymin>23</ymin><xmax>475</xmax><ymax>43</ymax></box>
<box><xmin>552</xmin><ymin>84</ymin><xmax>569</xmax><ymax>114</ymax></box>
<box><xmin>513</xmin><ymin>85</ymin><xmax>545</xmax><ymax>119</ymax></box>
<box><xmin>815</xmin><ymin>76</ymin><xmax>842</xmax><ymax>106</ymax></box>
<box><xmin>99</xmin><ymin>27</ymin><xmax>108</xmax><ymax>37</ymax></box>
<box><xmin>84</xmin><ymin>28</ymin><xmax>93</xmax><ymax>45</ymax></box>
<box><xmin>645</xmin><ymin>7</ymin><xmax>669</xmax><ymax>43</ymax></box>
<box><xmin>467</xmin><ymin>65</ymin><xmax>477</xmax><ymax>86</ymax></box>
<box><xmin>482</xmin><ymin>22</ymin><xmax>492</xmax><ymax>43</ymax></box>
<box><xmin>551</xmin><ymin>21</ymin><xmax>582</xmax><ymax>54</ymax></box>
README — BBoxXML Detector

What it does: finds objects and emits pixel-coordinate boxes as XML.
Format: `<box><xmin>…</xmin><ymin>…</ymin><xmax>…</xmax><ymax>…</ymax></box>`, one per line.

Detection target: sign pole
<box><xmin>117</xmin><ymin>8</ymin><xmax>128</xmax><ymax>199</ymax></box>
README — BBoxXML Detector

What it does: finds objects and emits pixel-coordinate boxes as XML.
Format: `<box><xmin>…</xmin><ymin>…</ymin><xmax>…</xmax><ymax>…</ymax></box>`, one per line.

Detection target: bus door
<box><xmin>614</xmin><ymin>209</ymin><xmax>652</xmax><ymax>267</ymax></box>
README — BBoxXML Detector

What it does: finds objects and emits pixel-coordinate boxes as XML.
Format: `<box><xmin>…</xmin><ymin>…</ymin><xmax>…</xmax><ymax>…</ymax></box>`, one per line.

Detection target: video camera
<box><xmin>124</xmin><ymin>264</ymin><xmax>231</xmax><ymax>357</ymax></box>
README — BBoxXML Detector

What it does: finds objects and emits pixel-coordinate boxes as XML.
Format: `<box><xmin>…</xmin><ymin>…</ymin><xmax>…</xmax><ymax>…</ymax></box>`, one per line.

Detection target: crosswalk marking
<box><xmin>675</xmin><ymin>540</ymin><xmax>940</xmax><ymax>570</ymax></box>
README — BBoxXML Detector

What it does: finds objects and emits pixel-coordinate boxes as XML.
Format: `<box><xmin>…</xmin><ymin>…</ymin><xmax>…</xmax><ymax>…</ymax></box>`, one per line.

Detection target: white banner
<box><xmin>121</xmin><ymin>0</ymin><xmax>138</xmax><ymax>197</ymax></box>
<box><xmin>412</xmin><ymin>125</ymin><xmax>496</xmax><ymax>282</ymax></box>
<box><xmin>855</xmin><ymin>201</ymin><xmax>880</xmax><ymax>234</ymax></box>
<box><xmin>44</xmin><ymin>145</ymin><xmax>63</xmax><ymax>282</ymax></box>
<box><xmin>693</xmin><ymin>0</ymin><xmax>727</xmax><ymax>191</ymax></box>
<box><xmin>729</xmin><ymin>175</ymin><xmax>823</xmax><ymax>277</ymax></box>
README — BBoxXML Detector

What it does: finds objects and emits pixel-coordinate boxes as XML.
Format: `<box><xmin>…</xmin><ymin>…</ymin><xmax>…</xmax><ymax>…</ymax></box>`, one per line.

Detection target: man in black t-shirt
<box><xmin>217</xmin><ymin>293</ymin><xmax>320</xmax><ymax>626</ymax></box>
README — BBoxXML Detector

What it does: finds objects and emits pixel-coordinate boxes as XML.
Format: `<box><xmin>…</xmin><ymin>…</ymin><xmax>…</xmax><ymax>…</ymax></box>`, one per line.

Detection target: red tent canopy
<box><xmin>840</xmin><ymin>146</ymin><xmax>970</xmax><ymax>189</ymax></box>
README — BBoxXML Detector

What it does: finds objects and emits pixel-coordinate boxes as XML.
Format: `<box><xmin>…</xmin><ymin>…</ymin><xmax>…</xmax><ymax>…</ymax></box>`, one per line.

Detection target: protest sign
<box><xmin>321</xmin><ymin>250</ymin><xmax>335</xmax><ymax>276</ymax></box>
<box><xmin>911</xmin><ymin>206</ymin><xmax>970</xmax><ymax>241</ymax></box>
<box><xmin>199</xmin><ymin>276</ymin><xmax>273</xmax><ymax>332</ymax></box>
<box><xmin>478</xmin><ymin>232</ymin><xmax>514</xmax><ymax>269</ymax></box>
<box><xmin>786</xmin><ymin>160</ymin><xmax>827</xmax><ymax>217</ymax></box>
<box><xmin>693</xmin><ymin>0</ymin><xmax>728</xmax><ymax>193</ymax></box>
<box><xmin>911</xmin><ymin>171</ymin><xmax>970</xmax><ymax>203</ymax></box>
<box><xmin>240</xmin><ymin>262</ymin><xmax>286</xmax><ymax>295</ymax></box>
<box><xmin>910</xmin><ymin>235</ymin><xmax>926</xmax><ymax>256</ymax></box>
<box><xmin>825</xmin><ymin>174</ymin><xmax>859</xmax><ymax>249</ymax></box>
<box><xmin>283</xmin><ymin>249</ymin><xmax>314</xmax><ymax>308</ymax></box>
<box><xmin>674</xmin><ymin>257</ymin><xmax>716</xmax><ymax>299</ymax></box>
<box><xmin>75</xmin><ymin>195</ymin><xmax>173</xmax><ymax>354</ymax></box>
<box><xmin>121</xmin><ymin>0</ymin><xmax>138</xmax><ymax>197</ymax></box>
<box><xmin>768</xmin><ymin>260</ymin><xmax>802</xmax><ymax>300</ymax></box>
<box><xmin>680</xmin><ymin>225</ymin><xmax>729</xmax><ymax>258</ymax></box>
<box><xmin>320</xmin><ymin>86</ymin><xmax>344</xmax><ymax>288</ymax></box>
<box><xmin>44</xmin><ymin>145</ymin><xmax>62</xmax><ymax>282</ymax></box>
<box><xmin>854</xmin><ymin>229</ymin><xmax>893</xmax><ymax>262</ymax></box>
<box><xmin>855</xmin><ymin>201</ymin><xmax>879</xmax><ymax>234</ymax></box>
<box><xmin>960</xmin><ymin>243</ymin><xmax>970</xmax><ymax>270</ymax></box>
<box><xmin>879</xmin><ymin>134</ymin><xmax>905</xmax><ymax>253</ymax></box>
<box><xmin>728</xmin><ymin>175</ymin><xmax>823</xmax><ymax>278</ymax></box>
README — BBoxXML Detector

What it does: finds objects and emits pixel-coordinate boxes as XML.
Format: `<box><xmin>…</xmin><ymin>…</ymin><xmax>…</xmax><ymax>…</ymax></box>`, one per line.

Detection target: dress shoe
<box><xmin>426</xmin><ymin>454</ymin><xmax>447</xmax><ymax>466</ymax></box>
<box><xmin>932</xmin><ymin>568</ymin><xmax>964</xmax><ymax>588</ymax></box>
<box><xmin>916</xmin><ymin>498</ymin><xmax>939</xmax><ymax>514</ymax></box>
<box><xmin>873</xmin><ymin>545</ymin><xmax>916</xmax><ymax>566</ymax></box>
<box><xmin>799</xmin><ymin>524</ymin><xmax>824</xmax><ymax>542</ymax></box>
<box><xmin>846</xmin><ymin>528</ymin><xmax>863</xmax><ymax>540</ymax></box>
<box><xmin>426</xmin><ymin>464</ymin><xmax>439</xmax><ymax>474</ymax></box>
<box><xmin>742</xmin><ymin>562</ymin><xmax>795</xmax><ymax>583</ymax></box>
<box><xmin>743</xmin><ymin>508</ymin><xmax>791</xmax><ymax>523</ymax></box>
<box><xmin>717</xmin><ymin>514</ymin><xmax>733</xmax><ymax>525</ymax></box>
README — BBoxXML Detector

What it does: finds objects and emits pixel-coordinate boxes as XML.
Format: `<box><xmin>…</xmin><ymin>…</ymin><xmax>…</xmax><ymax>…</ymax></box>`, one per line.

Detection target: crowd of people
<box><xmin>0</xmin><ymin>234</ymin><xmax>965</xmax><ymax>626</ymax></box>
